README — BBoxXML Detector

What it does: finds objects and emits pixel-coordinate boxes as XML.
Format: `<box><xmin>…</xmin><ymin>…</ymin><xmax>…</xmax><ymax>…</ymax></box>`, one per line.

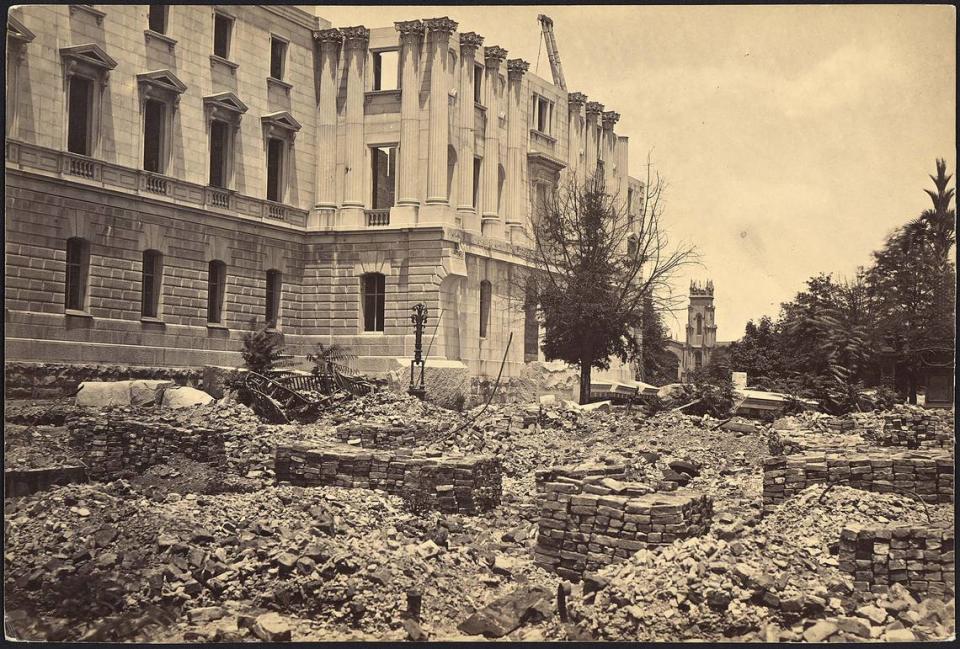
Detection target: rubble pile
<box><xmin>762</xmin><ymin>449</ymin><xmax>954</xmax><ymax>513</ymax></box>
<box><xmin>3</xmin><ymin>400</ymin><xmax>78</xmax><ymax>426</ymax></box>
<box><xmin>569</xmin><ymin>484</ymin><xmax>954</xmax><ymax>642</ymax></box>
<box><xmin>4</xmin><ymin>424</ymin><xmax>79</xmax><ymax>471</ymax></box>
<box><xmin>275</xmin><ymin>443</ymin><xmax>502</xmax><ymax>515</ymax></box>
<box><xmin>839</xmin><ymin>523</ymin><xmax>955</xmax><ymax>597</ymax></box>
<box><xmin>876</xmin><ymin>410</ymin><xmax>954</xmax><ymax>449</ymax></box>
<box><xmin>66</xmin><ymin>408</ymin><xmax>227</xmax><ymax>481</ymax></box>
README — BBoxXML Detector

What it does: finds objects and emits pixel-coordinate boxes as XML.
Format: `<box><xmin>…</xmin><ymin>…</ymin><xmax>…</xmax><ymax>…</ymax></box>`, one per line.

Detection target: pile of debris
<box><xmin>4</xmin><ymin>424</ymin><xmax>79</xmax><ymax>471</ymax></box>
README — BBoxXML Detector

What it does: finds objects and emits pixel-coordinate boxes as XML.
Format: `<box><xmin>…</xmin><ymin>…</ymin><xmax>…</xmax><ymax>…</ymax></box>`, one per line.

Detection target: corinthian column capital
<box><xmin>568</xmin><ymin>91</ymin><xmax>587</xmax><ymax>109</ymax></box>
<box><xmin>340</xmin><ymin>26</ymin><xmax>370</xmax><ymax>48</ymax></box>
<box><xmin>423</xmin><ymin>16</ymin><xmax>458</xmax><ymax>35</ymax></box>
<box><xmin>394</xmin><ymin>19</ymin><xmax>424</xmax><ymax>39</ymax></box>
<box><xmin>484</xmin><ymin>45</ymin><xmax>508</xmax><ymax>68</ymax></box>
<box><xmin>601</xmin><ymin>110</ymin><xmax>620</xmax><ymax>129</ymax></box>
<box><xmin>507</xmin><ymin>58</ymin><xmax>529</xmax><ymax>80</ymax></box>
<box><xmin>312</xmin><ymin>28</ymin><xmax>343</xmax><ymax>46</ymax></box>
<box><xmin>585</xmin><ymin>101</ymin><xmax>605</xmax><ymax>117</ymax></box>
<box><xmin>459</xmin><ymin>31</ymin><xmax>484</xmax><ymax>53</ymax></box>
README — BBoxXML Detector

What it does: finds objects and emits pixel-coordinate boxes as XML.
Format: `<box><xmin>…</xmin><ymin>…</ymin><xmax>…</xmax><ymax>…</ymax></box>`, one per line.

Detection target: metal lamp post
<box><xmin>409</xmin><ymin>303</ymin><xmax>428</xmax><ymax>399</ymax></box>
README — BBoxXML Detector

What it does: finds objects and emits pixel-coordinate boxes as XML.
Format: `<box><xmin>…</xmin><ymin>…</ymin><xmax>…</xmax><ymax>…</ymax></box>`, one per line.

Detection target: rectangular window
<box><xmin>213</xmin><ymin>13</ymin><xmax>232</xmax><ymax>59</ymax></box>
<box><xmin>362</xmin><ymin>273</ymin><xmax>386</xmax><ymax>332</ymax></box>
<box><xmin>534</xmin><ymin>95</ymin><xmax>553</xmax><ymax>135</ymax></box>
<box><xmin>371</xmin><ymin>145</ymin><xmax>397</xmax><ymax>209</ymax></box>
<box><xmin>474</xmin><ymin>65</ymin><xmax>483</xmax><ymax>104</ymax></box>
<box><xmin>65</xmin><ymin>238</ymin><xmax>89</xmax><ymax>311</ymax></box>
<box><xmin>141</xmin><ymin>250</ymin><xmax>162</xmax><ymax>318</ymax></box>
<box><xmin>472</xmin><ymin>157</ymin><xmax>482</xmax><ymax>209</ymax></box>
<box><xmin>265</xmin><ymin>270</ymin><xmax>282</xmax><ymax>328</ymax></box>
<box><xmin>266</xmin><ymin>138</ymin><xmax>284</xmax><ymax>202</ymax></box>
<box><xmin>209</xmin><ymin>120</ymin><xmax>229</xmax><ymax>188</ymax></box>
<box><xmin>372</xmin><ymin>50</ymin><xmax>398</xmax><ymax>91</ymax></box>
<box><xmin>148</xmin><ymin>6</ymin><xmax>167</xmax><ymax>34</ymax></box>
<box><xmin>270</xmin><ymin>37</ymin><xmax>286</xmax><ymax>80</ymax></box>
<box><xmin>143</xmin><ymin>99</ymin><xmax>165</xmax><ymax>173</ymax></box>
<box><xmin>207</xmin><ymin>260</ymin><xmax>226</xmax><ymax>324</ymax></box>
<box><xmin>67</xmin><ymin>76</ymin><xmax>93</xmax><ymax>155</ymax></box>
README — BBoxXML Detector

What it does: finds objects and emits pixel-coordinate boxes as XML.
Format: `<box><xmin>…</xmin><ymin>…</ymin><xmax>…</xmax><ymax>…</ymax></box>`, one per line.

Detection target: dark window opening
<box><xmin>266</xmin><ymin>137</ymin><xmax>284</xmax><ymax>202</ymax></box>
<box><xmin>627</xmin><ymin>235</ymin><xmax>638</xmax><ymax>257</ymax></box>
<box><xmin>535</xmin><ymin>95</ymin><xmax>552</xmax><ymax>134</ymax></box>
<box><xmin>65</xmin><ymin>238</ymin><xmax>89</xmax><ymax>311</ymax></box>
<box><xmin>213</xmin><ymin>13</ymin><xmax>232</xmax><ymax>59</ymax></box>
<box><xmin>474</xmin><ymin>65</ymin><xmax>483</xmax><ymax>104</ymax></box>
<box><xmin>472</xmin><ymin>157</ymin><xmax>482</xmax><ymax>209</ymax></box>
<box><xmin>523</xmin><ymin>282</ymin><xmax>538</xmax><ymax>361</ymax></box>
<box><xmin>270</xmin><ymin>37</ymin><xmax>286</xmax><ymax>80</ymax></box>
<box><xmin>149</xmin><ymin>6</ymin><xmax>167</xmax><ymax>34</ymax></box>
<box><xmin>143</xmin><ymin>99</ymin><xmax>165</xmax><ymax>173</ymax></box>
<box><xmin>362</xmin><ymin>273</ymin><xmax>385</xmax><ymax>332</ymax></box>
<box><xmin>209</xmin><ymin>120</ymin><xmax>229</xmax><ymax>188</ymax></box>
<box><xmin>141</xmin><ymin>249</ymin><xmax>162</xmax><ymax>318</ymax></box>
<box><xmin>694</xmin><ymin>350</ymin><xmax>703</xmax><ymax>371</ymax></box>
<box><xmin>207</xmin><ymin>260</ymin><xmax>226</xmax><ymax>324</ymax></box>
<box><xmin>372</xmin><ymin>50</ymin><xmax>398</xmax><ymax>91</ymax></box>
<box><xmin>479</xmin><ymin>280</ymin><xmax>492</xmax><ymax>339</ymax></box>
<box><xmin>67</xmin><ymin>76</ymin><xmax>93</xmax><ymax>155</ymax></box>
<box><xmin>696</xmin><ymin>314</ymin><xmax>703</xmax><ymax>335</ymax></box>
<box><xmin>265</xmin><ymin>269</ymin><xmax>282</xmax><ymax>328</ymax></box>
<box><xmin>371</xmin><ymin>145</ymin><xmax>397</xmax><ymax>209</ymax></box>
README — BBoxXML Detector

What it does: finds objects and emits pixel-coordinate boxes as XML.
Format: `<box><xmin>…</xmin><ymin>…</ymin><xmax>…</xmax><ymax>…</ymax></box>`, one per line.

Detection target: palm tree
<box><xmin>306</xmin><ymin>342</ymin><xmax>357</xmax><ymax>377</ymax></box>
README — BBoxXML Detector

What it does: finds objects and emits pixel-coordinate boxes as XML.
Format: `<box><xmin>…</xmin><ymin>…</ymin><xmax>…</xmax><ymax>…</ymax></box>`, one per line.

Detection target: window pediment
<box><xmin>137</xmin><ymin>70</ymin><xmax>187</xmax><ymax>107</ymax></box>
<box><xmin>261</xmin><ymin>111</ymin><xmax>301</xmax><ymax>141</ymax></box>
<box><xmin>203</xmin><ymin>92</ymin><xmax>248</xmax><ymax>123</ymax></box>
<box><xmin>8</xmin><ymin>15</ymin><xmax>35</xmax><ymax>44</ymax></box>
<box><xmin>60</xmin><ymin>43</ymin><xmax>117</xmax><ymax>77</ymax></box>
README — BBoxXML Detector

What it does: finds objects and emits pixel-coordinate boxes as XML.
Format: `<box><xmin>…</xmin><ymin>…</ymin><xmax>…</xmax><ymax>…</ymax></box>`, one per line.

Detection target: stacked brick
<box><xmin>66</xmin><ymin>409</ymin><xmax>226</xmax><ymax>480</ymax></box>
<box><xmin>877</xmin><ymin>412</ymin><xmax>954</xmax><ymax>449</ymax></box>
<box><xmin>762</xmin><ymin>450</ymin><xmax>954</xmax><ymax>514</ymax></box>
<box><xmin>839</xmin><ymin>524</ymin><xmax>955</xmax><ymax>598</ymax></box>
<box><xmin>274</xmin><ymin>443</ymin><xmax>501</xmax><ymax>514</ymax></box>
<box><xmin>335</xmin><ymin>423</ymin><xmax>420</xmax><ymax>449</ymax></box>
<box><xmin>533</xmin><ymin>465</ymin><xmax>712</xmax><ymax>582</ymax></box>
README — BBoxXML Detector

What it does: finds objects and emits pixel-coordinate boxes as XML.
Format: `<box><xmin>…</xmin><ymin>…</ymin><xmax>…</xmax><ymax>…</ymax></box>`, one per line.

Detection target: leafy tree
<box><xmin>638</xmin><ymin>294</ymin><xmax>680</xmax><ymax>385</ymax></box>
<box><xmin>525</xmin><ymin>164</ymin><xmax>696</xmax><ymax>403</ymax></box>
<box><xmin>724</xmin><ymin>315</ymin><xmax>787</xmax><ymax>388</ymax></box>
<box><xmin>687</xmin><ymin>347</ymin><xmax>736</xmax><ymax>418</ymax></box>
<box><xmin>239</xmin><ymin>321</ymin><xmax>285</xmax><ymax>374</ymax></box>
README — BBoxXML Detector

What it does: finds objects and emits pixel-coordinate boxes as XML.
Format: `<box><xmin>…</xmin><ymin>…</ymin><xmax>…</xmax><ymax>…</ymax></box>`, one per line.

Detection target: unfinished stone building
<box><xmin>4</xmin><ymin>4</ymin><xmax>643</xmax><ymax>381</ymax></box>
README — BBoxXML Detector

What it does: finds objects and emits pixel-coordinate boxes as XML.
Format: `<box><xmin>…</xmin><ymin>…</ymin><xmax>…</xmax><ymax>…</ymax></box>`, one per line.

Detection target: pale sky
<box><xmin>314</xmin><ymin>4</ymin><xmax>957</xmax><ymax>341</ymax></box>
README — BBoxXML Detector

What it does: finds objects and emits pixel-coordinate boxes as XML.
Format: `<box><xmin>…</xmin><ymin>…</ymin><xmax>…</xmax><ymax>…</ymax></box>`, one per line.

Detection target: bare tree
<box><xmin>519</xmin><ymin>158</ymin><xmax>697</xmax><ymax>403</ymax></box>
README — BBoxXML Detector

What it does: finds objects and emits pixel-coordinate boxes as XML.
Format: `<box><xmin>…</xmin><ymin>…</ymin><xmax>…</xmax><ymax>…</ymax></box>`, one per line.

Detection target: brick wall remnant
<box><xmin>274</xmin><ymin>443</ymin><xmax>501</xmax><ymax>514</ymax></box>
<box><xmin>839</xmin><ymin>524</ymin><xmax>955</xmax><ymax>598</ymax></box>
<box><xmin>533</xmin><ymin>466</ymin><xmax>712</xmax><ymax>582</ymax></box>
<box><xmin>762</xmin><ymin>450</ymin><xmax>954</xmax><ymax>514</ymax></box>
<box><xmin>335</xmin><ymin>423</ymin><xmax>420</xmax><ymax>449</ymax></box>
<box><xmin>66</xmin><ymin>408</ymin><xmax>227</xmax><ymax>481</ymax></box>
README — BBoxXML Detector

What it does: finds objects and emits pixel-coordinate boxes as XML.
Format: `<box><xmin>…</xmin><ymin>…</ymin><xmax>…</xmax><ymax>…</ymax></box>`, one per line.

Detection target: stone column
<box><xmin>566</xmin><ymin>92</ymin><xmax>586</xmax><ymax>186</ymax></box>
<box><xmin>392</xmin><ymin>20</ymin><xmax>424</xmax><ymax>226</ymax></box>
<box><xmin>420</xmin><ymin>16</ymin><xmax>458</xmax><ymax>225</ymax></box>
<box><xmin>505</xmin><ymin>58</ymin><xmax>529</xmax><ymax>242</ymax></box>
<box><xmin>618</xmin><ymin>135</ymin><xmax>629</xmax><ymax>205</ymax></box>
<box><xmin>602</xmin><ymin>110</ymin><xmax>620</xmax><ymax>195</ymax></box>
<box><xmin>340</xmin><ymin>26</ymin><xmax>369</xmax><ymax>228</ymax></box>
<box><xmin>310</xmin><ymin>28</ymin><xmax>342</xmax><ymax>229</ymax></box>
<box><xmin>584</xmin><ymin>101</ymin><xmax>604</xmax><ymax>189</ymax></box>
<box><xmin>481</xmin><ymin>45</ymin><xmax>508</xmax><ymax>238</ymax></box>
<box><xmin>457</xmin><ymin>31</ymin><xmax>484</xmax><ymax>234</ymax></box>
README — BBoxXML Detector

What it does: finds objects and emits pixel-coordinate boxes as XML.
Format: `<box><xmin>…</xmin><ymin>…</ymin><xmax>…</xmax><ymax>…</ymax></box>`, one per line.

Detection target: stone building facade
<box><xmin>5</xmin><ymin>4</ymin><xmax>643</xmax><ymax>379</ymax></box>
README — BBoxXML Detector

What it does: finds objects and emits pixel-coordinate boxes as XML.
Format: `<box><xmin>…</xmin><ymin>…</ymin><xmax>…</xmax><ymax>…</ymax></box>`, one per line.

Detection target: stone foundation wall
<box><xmin>839</xmin><ymin>524</ymin><xmax>955</xmax><ymax>598</ymax></box>
<box><xmin>274</xmin><ymin>443</ymin><xmax>502</xmax><ymax>514</ymax></box>
<box><xmin>4</xmin><ymin>362</ymin><xmax>202</xmax><ymax>400</ymax></box>
<box><xmin>66</xmin><ymin>408</ymin><xmax>227</xmax><ymax>481</ymax></box>
<box><xmin>533</xmin><ymin>467</ymin><xmax>712</xmax><ymax>582</ymax></box>
<box><xmin>762</xmin><ymin>451</ymin><xmax>954</xmax><ymax>514</ymax></box>
<box><xmin>335</xmin><ymin>423</ymin><xmax>422</xmax><ymax>449</ymax></box>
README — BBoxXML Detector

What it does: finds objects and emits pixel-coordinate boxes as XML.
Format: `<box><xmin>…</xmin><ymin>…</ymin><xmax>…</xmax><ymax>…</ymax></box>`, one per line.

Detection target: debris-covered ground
<box><xmin>3</xmin><ymin>390</ymin><xmax>955</xmax><ymax>642</ymax></box>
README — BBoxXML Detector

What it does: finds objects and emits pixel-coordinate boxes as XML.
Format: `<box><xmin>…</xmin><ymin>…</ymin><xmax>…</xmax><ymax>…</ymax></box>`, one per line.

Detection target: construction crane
<box><xmin>537</xmin><ymin>14</ymin><xmax>567</xmax><ymax>90</ymax></box>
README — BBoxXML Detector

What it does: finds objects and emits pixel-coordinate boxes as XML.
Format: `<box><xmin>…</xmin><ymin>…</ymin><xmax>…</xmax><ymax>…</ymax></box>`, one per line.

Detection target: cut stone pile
<box><xmin>568</xmin><ymin>484</ymin><xmax>955</xmax><ymax>642</ymax></box>
<box><xmin>876</xmin><ymin>410</ymin><xmax>954</xmax><ymax>449</ymax></box>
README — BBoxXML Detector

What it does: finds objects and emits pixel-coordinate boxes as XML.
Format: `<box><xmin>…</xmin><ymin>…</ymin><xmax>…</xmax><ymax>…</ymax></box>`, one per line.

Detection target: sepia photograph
<box><xmin>3</xmin><ymin>2</ymin><xmax>956</xmax><ymax>642</ymax></box>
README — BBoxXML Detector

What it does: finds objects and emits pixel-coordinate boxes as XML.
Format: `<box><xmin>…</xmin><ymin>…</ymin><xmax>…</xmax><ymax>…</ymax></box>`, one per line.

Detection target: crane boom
<box><xmin>537</xmin><ymin>14</ymin><xmax>567</xmax><ymax>90</ymax></box>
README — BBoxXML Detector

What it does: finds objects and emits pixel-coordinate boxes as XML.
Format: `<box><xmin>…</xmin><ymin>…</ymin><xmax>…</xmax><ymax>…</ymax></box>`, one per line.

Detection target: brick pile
<box><xmin>839</xmin><ymin>523</ymin><xmax>955</xmax><ymax>598</ymax></box>
<box><xmin>533</xmin><ymin>465</ymin><xmax>712</xmax><ymax>582</ymax></box>
<box><xmin>877</xmin><ymin>412</ymin><xmax>954</xmax><ymax>449</ymax></box>
<box><xmin>763</xmin><ymin>450</ymin><xmax>954</xmax><ymax>514</ymax></box>
<box><xmin>335</xmin><ymin>423</ymin><xmax>420</xmax><ymax>449</ymax></box>
<box><xmin>274</xmin><ymin>443</ymin><xmax>501</xmax><ymax>514</ymax></box>
<box><xmin>66</xmin><ymin>408</ymin><xmax>227</xmax><ymax>480</ymax></box>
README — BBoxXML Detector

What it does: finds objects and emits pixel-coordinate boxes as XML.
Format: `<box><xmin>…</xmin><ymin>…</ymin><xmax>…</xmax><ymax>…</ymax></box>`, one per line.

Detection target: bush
<box><xmin>239</xmin><ymin>322</ymin><xmax>284</xmax><ymax>374</ymax></box>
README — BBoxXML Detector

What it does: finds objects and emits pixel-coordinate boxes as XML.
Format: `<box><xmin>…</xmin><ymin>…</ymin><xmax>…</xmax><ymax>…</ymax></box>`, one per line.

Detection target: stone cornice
<box><xmin>484</xmin><ymin>45</ymin><xmax>508</xmax><ymax>67</ymax></box>
<box><xmin>585</xmin><ymin>101</ymin><xmax>605</xmax><ymax>116</ymax></box>
<box><xmin>340</xmin><ymin>26</ymin><xmax>370</xmax><ymax>48</ymax></box>
<box><xmin>567</xmin><ymin>91</ymin><xmax>587</xmax><ymax>108</ymax></box>
<box><xmin>601</xmin><ymin>110</ymin><xmax>620</xmax><ymax>129</ymax></box>
<box><xmin>312</xmin><ymin>28</ymin><xmax>343</xmax><ymax>45</ymax></box>
<box><xmin>507</xmin><ymin>58</ymin><xmax>529</xmax><ymax>79</ymax></box>
<box><xmin>423</xmin><ymin>16</ymin><xmax>458</xmax><ymax>35</ymax></box>
<box><xmin>394</xmin><ymin>20</ymin><xmax>424</xmax><ymax>38</ymax></box>
<box><xmin>459</xmin><ymin>31</ymin><xmax>484</xmax><ymax>52</ymax></box>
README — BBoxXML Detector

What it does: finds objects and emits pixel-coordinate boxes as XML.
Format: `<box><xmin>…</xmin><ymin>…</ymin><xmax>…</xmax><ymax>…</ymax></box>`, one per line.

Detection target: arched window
<box><xmin>265</xmin><ymin>269</ymin><xmax>282</xmax><ymax>328</ymax></box>
<box><xmin>696</xmin><ymin>313</ymin><xmax>703</xmax><ymax>335</ymax></box>
<box><xmin>479</xmin><ymin>280</ymin><xmax>492</xmax><ymax>339</ymax></box>
<box><xmin>141</xmin><ymin>249</ymin><xmax>163</xmax><ymax>318</ymax></box>
<box><xmin>361</xmin><ymin>272</ymin><xmax>385</xmax><ymax>332</ymax></box>
<box><xmin>65</xmin><ymin>237</ymin><xmax>90</xmax><ymax>312</ymax></box>
<box><xmin>207</xmin><ymin>260</ymin><xmax>226</xmax><ymax>324</ymax></box>
<box><xmin>694</xmin><ymin>350</ymin><xmax>703</xmax><ymax>370</ymax></box>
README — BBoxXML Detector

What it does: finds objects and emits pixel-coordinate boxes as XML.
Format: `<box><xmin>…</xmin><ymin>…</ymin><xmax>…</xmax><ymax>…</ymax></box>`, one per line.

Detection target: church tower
<box><xmin>682</xmin><ymin>279</ymin><xmax>717</xmax><ymax>381</ymax></box>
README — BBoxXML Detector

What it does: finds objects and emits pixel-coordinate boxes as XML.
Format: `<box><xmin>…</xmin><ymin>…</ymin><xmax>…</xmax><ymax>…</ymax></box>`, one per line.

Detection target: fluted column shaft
<box><xmin>567</xmin><ymin>92</ymin><xmax>586</xmax><ymax>186</ymax></box>
<box><xmin>505</xmin><ymin>58</ymin><xmax>528</xmax><ymax>229</ymax></box>
<box><xmin>424</xmin><ymin>18</ymin><xmax>457</xmax><ymax>207</ymax></box>
<box><xmin>457</xmin><ymin>32</ymin><xmax>484</xmax><ymax>226</ymax></box>
<box><xmin>602</xmin><ymin>111</ymin><xmax>620</xmax><ymax>195</ymax></box>
<box><xmin>314</xmin><ymin>30</ymin><xmax>342</xmax><ymax>213</ymax></box>
<box><xmin>342</xmin><ymin>27</ymin><xmax>369</xmax><ymax>214</ymax></box>
<box><xmin>481</xmin><ymin>46</ymin><xmax>507</xmax><ymax>231</ymax></box>
<box><xmin>395</xmin><ymin>21</ymin><xmax>423</xmax><ymax>208</ymax></box>
<box><xmin>584</xmin><ymin>101</ymin><xmax>603</xmax><ymax>186</ymax></box>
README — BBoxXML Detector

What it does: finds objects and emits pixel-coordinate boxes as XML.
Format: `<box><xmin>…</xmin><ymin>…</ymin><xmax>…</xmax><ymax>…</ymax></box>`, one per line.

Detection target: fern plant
<box><xmin>307</xmin><ymin>342</ymin><xmax>357</xmax><ymax>377</ymax></box>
